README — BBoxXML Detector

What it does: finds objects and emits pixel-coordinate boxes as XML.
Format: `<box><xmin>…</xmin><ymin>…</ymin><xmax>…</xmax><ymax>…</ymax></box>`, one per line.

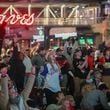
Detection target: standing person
<box><xmin>31</xmin><ymin>47</ymin><xmax>46</xmax><ymax>72</ymax></box>
<box><xmin>73</xmin><ymin>48</ymin><xmax>88</xmax><ymax>96</ymax></box>
<box><xmin>0</xmin><ymin>62</ymin><xmax>36</xmax><ymax>110</ymax></box>
<box><xmin>64</xmin><ymin>47</ymin><xmax>75</xmax><ymax>96</ymax></box>
<box><xmin>14</xmin><ymin>51</ymin><xmax>26</xmax><ymax>93</ymax></box>
<box><xmin>55</xmin><ymin>48</ymin><xmax>70</xmax><ymax>88</ymax></box>
<box><xmin>87</xmin><ymin>47</ymin><xmax>95</xmax><ymax>71</ymax></box>
<box><xmin>31</xmin><ymin>47</ymin><xmax>46</xmax><ymax>86</ymax></box>
<box><xmin>42</xmin><ymin>51</ymin><xmax>61</xmax><ymax>105</ymax></box>
<box><xmin>64</xmin><ymin>47</ymin><xmax>73</xmax><ymax>71</ymax></box>
<box><xmin>64</xmin><ymin>38</ymin><xmax>79</xmax><ymax>56</ymax></box>
<box><xmin>99</xmin><ymin>48</ymin><xmax>110</xmax><ymax>88</ymax></box>
<box><xmin>23</xmin><ymin>49</ymin><xmax>33</xmax><ymax>86</ymax></box>
<box><xmin>8</xmin><ymin>41</ymin><xmax>26</xmax><ymax>93</ymax></box>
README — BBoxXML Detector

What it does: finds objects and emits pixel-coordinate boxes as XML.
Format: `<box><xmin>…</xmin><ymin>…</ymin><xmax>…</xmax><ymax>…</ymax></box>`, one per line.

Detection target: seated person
<box><xmin>80</xmin><ymin>83</ymin><xmax>110</xmax><ymax>110</ymax></box>
<box><xmin>46</xmin><ymin>91</ymin><xmax>65</xmax><ymax>110</ymax></box>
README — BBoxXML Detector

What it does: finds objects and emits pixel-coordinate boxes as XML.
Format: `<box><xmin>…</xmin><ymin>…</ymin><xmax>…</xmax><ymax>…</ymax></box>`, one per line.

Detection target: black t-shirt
<box><xmin>73</xmin><ymin>58</ymin><xmax>88</xmax><ymax>79</ymax></box>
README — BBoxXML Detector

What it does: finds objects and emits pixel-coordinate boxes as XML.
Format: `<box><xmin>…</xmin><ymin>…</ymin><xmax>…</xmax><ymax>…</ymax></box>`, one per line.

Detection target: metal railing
<box><xmin>35</xmin><ymin>17</ymin><xmax>103</xmax><ymax>26</ymax></box>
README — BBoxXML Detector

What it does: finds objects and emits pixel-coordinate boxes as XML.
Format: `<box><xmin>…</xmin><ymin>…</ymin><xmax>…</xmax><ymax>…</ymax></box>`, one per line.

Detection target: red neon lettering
<box><xmin>20</xmin><ymin>14</ymin><xmax>35</xmax><ymax>25</ymax></box>
<box><xmin>0</xmin><ymin>15</ymin><xmax>6</xmax><ymax>24</ymax></box>
<box><xmin>0</xmin><ymin>14</ymin><xmax>35</xmax><ymax>25</ymax></box>
<box><xmin>5</xmin><ymin>15</ymin><xmax>21</xmax><ymax>24</ymax></box>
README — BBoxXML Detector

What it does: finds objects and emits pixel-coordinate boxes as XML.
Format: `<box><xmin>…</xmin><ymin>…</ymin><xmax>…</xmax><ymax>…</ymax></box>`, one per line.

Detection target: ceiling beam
<box><xmin>0</xmin><ymin>2</ymin><xmax>100</xmax><ymax>8</ymax></box>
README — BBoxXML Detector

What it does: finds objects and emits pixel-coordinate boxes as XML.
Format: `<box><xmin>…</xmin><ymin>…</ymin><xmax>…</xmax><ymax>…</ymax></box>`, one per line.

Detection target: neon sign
<box><xmin>0</xmin><ymin>5</ymin><xmax>35</xmax><ymax>25</ymax></box>
<box><xmin>0</xmin><ymin>14</ymin><xmax>35</xmax><ymax>25</ymax></box>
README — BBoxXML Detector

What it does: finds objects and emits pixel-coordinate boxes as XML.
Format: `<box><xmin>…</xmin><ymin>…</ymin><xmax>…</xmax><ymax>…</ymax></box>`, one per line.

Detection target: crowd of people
<box><xmin>0</xmin><ymin>37</ymin><xmax>110</xmax><ymax>110</ymax></box>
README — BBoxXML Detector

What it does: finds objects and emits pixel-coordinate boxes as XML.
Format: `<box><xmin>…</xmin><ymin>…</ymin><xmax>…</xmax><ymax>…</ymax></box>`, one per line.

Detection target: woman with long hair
<box><xmin>42</xmin><ymin>50</ymin><xmax>61</xmax><ymax>105</ymax></box>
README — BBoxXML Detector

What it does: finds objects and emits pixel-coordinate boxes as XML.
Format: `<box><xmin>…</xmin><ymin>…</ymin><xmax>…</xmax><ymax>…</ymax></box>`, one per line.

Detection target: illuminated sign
<box><xmin>33</xmin><ymin>35</ymin><xmax>44</xmax><ymax>42</ymax></box>
<box><xmin>79</xmin><ymin>37</ymin><xmax>94</xmax><ymax>45</ymax></box>
<box><xmin>86</xmin><ymin>38</ymin><xmax>93</xmax><ymax>45</ymax></box>
<box><xmin>55</xmin><ymin>32</ymin><xmax>77</xmax><ymax>38</ymax></box>
<box><xmin>79</xmin><ymin>39</ymin><xmax>85</xmax><ymax>45</ymax></box>
<box><xmin>0</xmin><ymin>5</ymin><xmax>35</xmax><ymax>25</ymax></box>
<box><xmin>0</xmin><ymin>14</ymin><xmax>35</xmax><ymax>25</ymax></box>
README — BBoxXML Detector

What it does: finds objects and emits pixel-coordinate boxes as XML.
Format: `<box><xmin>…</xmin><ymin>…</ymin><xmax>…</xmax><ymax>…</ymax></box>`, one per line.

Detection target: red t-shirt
<box><xmin>70</xmin><ymin>104</ymin><xmax>75</xmax><ymax>110</ymax></box>
<box><xmin>99</xmin><ymin>57</ymin><xmax>106</xmax><ymax>64</ymax></box>
<box><xmin>87</xmin><ymin>55</ymin><xmax>94</xmax><ymax>70</ymax></box>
